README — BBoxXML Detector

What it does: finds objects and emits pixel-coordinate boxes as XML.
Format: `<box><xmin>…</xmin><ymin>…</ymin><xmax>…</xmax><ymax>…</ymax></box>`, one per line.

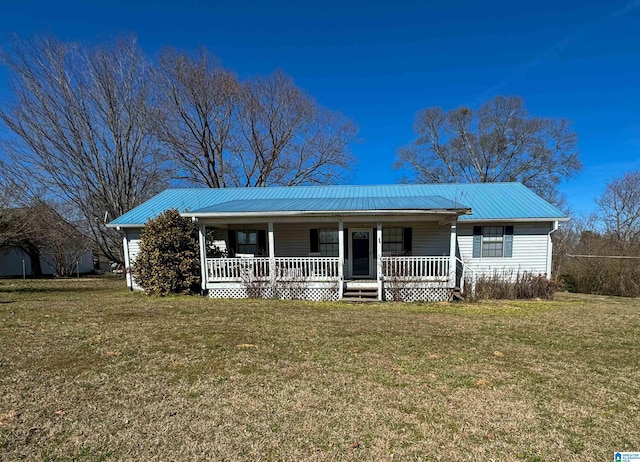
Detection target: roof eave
<box><xmin>461</xmin><ymin>217</ymin><xmax>569</xmax><ymax>223</ymax></box>
<box><xmin>106</xmin><ymin>223</ymin><xmax>142</xmax><ymax>229</ymax></box>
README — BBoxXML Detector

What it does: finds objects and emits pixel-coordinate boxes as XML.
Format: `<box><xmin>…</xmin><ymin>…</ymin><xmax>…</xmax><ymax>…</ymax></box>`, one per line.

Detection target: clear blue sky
<box><xmin>1</xmin><ymin>0</ymin><xmax>639</xmax><ymax>217</ymax></box>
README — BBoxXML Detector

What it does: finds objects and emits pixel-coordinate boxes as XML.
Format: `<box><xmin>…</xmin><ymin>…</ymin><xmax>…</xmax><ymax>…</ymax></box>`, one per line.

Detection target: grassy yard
<box><xmin>0</xmin><ymin>278</ymin><xmax>638</xmax><ymax>461</ymax></box>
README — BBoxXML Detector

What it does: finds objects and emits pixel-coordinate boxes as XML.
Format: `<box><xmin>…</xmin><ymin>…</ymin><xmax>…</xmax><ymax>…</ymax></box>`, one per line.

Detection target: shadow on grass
<box><xmin>0</xmin><ymin>277</ymin><xmax>125</xmax><ymax>295</ymax></box>
<box><xmin>0</xmin><ymin>286</ymin><xmax>98</xmax><ymax>295</ymax></box>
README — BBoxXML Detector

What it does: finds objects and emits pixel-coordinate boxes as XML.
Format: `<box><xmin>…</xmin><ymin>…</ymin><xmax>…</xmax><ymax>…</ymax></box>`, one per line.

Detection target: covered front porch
<box><xmin>194</xmin><ymin>217</ymin><xmax>464</xmax><ymax>302</ymax></box>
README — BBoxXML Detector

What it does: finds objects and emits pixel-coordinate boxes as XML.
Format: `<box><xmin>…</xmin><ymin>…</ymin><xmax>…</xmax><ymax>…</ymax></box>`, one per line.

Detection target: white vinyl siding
<box><xmin>408</xmin><ymin>222</ymin><xmax>450</xmax><ymax>256</ymax></box>
<box><xmin>125</xmin><ymin>229</ymin><xmax>143</xmax><ymax>290</ymax></box>
<box><xmin>273</xmin><ymin>223</ymin><xmax>312</xmax><ymax>256</ymax></box>
<box><xmin>457</xmin><ymin>222</ymin><xmax>552</xmax><ymax>279</ymax></box>
<box><xmin>126</xmin><ymin>230</ymin><xmax>142</xmax><ymax>264</ymax></box>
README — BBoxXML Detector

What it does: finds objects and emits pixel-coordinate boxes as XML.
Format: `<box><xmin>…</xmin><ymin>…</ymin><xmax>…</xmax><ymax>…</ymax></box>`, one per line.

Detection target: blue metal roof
<box><xmin>192</xmin><ymin>196</ymin><xmax>466</xmax><ymax>214</ymax></box>
<box><xmin>108</xmin><ymin>183</ymin><xmax>566</xmax><ymax>227</ymax></box>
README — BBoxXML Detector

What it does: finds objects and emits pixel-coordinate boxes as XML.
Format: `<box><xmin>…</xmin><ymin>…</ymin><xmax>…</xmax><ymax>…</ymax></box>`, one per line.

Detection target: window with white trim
<box><xmin>482</xmin><ymin>226</ymin><xmax>504</xmax><ymax>257</ymax></box>
<box><xmin>473</xmin><ymin>226</ymin><xmax>513</xmax><ymax>258</ymax></box>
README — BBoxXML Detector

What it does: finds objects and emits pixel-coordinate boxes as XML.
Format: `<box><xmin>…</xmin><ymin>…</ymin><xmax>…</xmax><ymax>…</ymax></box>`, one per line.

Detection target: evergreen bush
<box><xmin>132</xmin><ymin>209</ymin><xmax>200</xmax><ymax>295</ymax></box>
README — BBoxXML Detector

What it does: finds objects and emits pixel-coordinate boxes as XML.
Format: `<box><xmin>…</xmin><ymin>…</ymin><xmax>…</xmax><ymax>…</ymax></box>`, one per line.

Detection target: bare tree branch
<box><xmin>154</xmin><ymin>48</ymin><xmax>241</xmax><ymax>188</ymax></box>
<box><xmin>0</xmin><ymin>35</ymin><xmax>168</xmax><ymax>263</ymax></box>
<box><xmin>235</xmin><ymin>70</ymin><xmax>358</xmax><ymax>187</ymax></box>
<box><xmin>597</xmin><ymin>170</ymin><xmax>640</xmax><ymax>244</ymax></box>
<box><xmin>395</xmin><ymin>96</ymin><xmax>581</xmax><ymax>204</ymax></box>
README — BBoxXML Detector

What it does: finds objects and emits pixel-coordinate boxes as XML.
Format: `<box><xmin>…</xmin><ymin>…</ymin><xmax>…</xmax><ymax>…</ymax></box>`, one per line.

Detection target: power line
<box><xmin>567</xmin><ymin>254</ymin><xmax>640</xmax><ymax>259</ymax></box>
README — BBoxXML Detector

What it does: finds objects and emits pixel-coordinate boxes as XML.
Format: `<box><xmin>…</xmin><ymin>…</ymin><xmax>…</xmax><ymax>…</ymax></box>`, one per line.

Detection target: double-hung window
<box><xmin>318</xmin><ymin>229</ymin><xmax>339</xmax><ymax>256</ymax></box>
<box><xmin>383</xmin><ymin>227</ymin><xmax>404</xmax><ymax>255</ymax></box>
<box><xmin>237</xmin><ymin>230</ymin><xmax>258</xmax><ymax>255</ymax></box>
<box><xmin>482</xmin><ymin>226</ymin><xmax>504</xmax><ymax>257</ymax></box>
<box><xmin>473</xmin><ymin>226</ymin><xmax>513</xmax><ymax>258</ymax></box>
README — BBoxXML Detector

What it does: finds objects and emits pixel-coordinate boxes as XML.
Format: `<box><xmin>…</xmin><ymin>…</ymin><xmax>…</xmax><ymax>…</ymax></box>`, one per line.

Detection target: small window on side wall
<box><xmin>473</xmin><ymin>226</ymin><xmax>513</xmax><ymax>258</ymax></box>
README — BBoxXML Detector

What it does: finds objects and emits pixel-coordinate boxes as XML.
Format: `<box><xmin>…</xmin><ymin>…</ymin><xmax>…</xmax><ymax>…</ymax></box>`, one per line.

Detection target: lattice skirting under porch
<box><xmin>207</xmin><ymin>284</ymin><xmax>340</xmax><ymax>302</ymax></box>
<box><xmin>383</xmin><ymin>286</ymin><xmax>453</xmax><ymax>302</ymax></box>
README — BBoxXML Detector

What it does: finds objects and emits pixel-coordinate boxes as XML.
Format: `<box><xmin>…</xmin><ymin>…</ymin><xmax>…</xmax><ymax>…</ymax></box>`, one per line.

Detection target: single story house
<box><xmin>108</xmin><ymin>182</ymin><xmax>567</xmax><ymax>302</ymax></box>
<box><xmin>0</xmin><ymin>247</ymin><xmax>95</xmax><ymax>277</ymax></box>
<box><xmin>1</xmin><ymin>204</ymin><xmax>95</xmax><ymax>278</ymax></box>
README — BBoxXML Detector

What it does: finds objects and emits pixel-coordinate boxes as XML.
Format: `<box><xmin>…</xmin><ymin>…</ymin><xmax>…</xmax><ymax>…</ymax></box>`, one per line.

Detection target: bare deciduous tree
<box><xmin>0</xmin><ymin>182</ymin><xmax>16</xmax><ymax>248</ymax></box>
<box><xmin>154</xmin><ymin>48</ymin><xmax>241</xmax><ymax>187</ymax></box>
<box><xmin>396</xmin><ymin>96</ymin><xmax>581</xmax><ymax>204</ymax></box>
<box><xmin>236</xmin><ymin>70</ymin><xmax>358</xmax><ymax>187</ymax></box>
<box><xmin>0</xmin><ymin>198</ymin><xmax>92</xmax><ymax>277</ymax></box>
<box><xmin>155</xmin><ymin>53</ymin><xmax>357</xmax><ymax>188</ymax></box>
<box><xmin>596</xmin><ymin>170</ymin><xmax>640</xmax><ymax>244</ymax></box>
<box><xmin>556</xmin><ymin>171</ymin><xmax>640</xmax><ymax>297</ymax></box>
<box><xmin>0</xmin><ymin>36</ymin><xmax>167</xmax><ymax>263</ymax></box>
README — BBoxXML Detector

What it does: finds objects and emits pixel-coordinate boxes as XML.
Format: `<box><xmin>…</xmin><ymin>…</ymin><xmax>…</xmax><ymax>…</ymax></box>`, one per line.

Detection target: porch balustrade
<box><xmin>207</xmin><ymin>256</ymin><xmax>451</xmax><ymax>283</ymax></box>
<box><xmin>207</xmin><ymin>257</ymin><xmax>270</xmax><ymax>281</ymax></box>
<box><xmin>206</xmin><ymin>257</ymin><xmax>340</xmax><ymax>282</ymax></box>
<box><xmin>274</xmin><ymin>257</ymin><xmax>339</xmax><ymax>280</ymax></box>
<box><xmin>381</xmin><ymin>256</ymin><xmax>450</xmax><ymax>280</ymax></box>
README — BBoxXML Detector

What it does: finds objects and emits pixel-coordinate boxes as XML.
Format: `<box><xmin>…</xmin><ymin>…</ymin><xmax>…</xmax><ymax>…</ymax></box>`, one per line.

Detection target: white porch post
<box><xmin>338</xmin><ymin>219</ymin><xmax>344</xmax><ymax>299</ymax></box>
<box><xmin>449</xmin><ymin>222</ymin><xmax>457</xmax><ymax>289</ymax></box>
<box><xmin>546</xmin><ymin>220</ymin><xmax>558</xmax><ymax>278</ymax></box>
<box><xmin>377</xmin><ymin>223</ymin><xmax>383</xmax><ymax>300</ymax></box>
<box><xmin>122</xmin><ymin>233</ymin><xmax>132</xmax><ymax>290</ymax></box>
<box><xmin>268</xmin><ymin>222</ymin><xmax>276</xmax><ymax>284</ymax></box>
<box><xmin>198</xmin><ymin>223</ymin><xmax>207</xmax><ymax>293</ymax></box>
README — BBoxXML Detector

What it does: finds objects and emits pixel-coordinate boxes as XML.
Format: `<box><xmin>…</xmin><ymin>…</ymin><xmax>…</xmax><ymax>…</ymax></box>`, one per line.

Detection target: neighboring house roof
<box><xmin>108</xmin><ymin>182</ymin><xmax>567</xmax><ymax>228</ymax></box>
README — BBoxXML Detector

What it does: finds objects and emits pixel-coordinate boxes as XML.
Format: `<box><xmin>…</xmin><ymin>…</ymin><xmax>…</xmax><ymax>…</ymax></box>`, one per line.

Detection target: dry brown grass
<box><xmin>0</xmin><ymin>277</ymin><xmax>639</xmax><ymax>461</ymax></box>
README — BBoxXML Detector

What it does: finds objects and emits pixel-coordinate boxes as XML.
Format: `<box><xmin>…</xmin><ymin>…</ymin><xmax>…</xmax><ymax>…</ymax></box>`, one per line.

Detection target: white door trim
<box><xmin>349</xmin><ymin>228</ymin><xmax>373</xmax><ymax>279</ymax></box>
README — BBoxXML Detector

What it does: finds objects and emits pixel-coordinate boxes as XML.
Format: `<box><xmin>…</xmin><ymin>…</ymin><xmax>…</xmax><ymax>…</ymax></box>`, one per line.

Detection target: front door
<box><xmin>351</xmin><ymin>229</ymin><xmax>371</xmax><ymax>278</ymax></box>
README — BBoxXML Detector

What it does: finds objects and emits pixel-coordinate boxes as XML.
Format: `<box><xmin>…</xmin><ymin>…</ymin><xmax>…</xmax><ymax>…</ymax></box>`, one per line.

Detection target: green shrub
<box><xmin>132</xmin><ymin>209</ymin><xmax>200</xmax><ymax>295</ymax></box>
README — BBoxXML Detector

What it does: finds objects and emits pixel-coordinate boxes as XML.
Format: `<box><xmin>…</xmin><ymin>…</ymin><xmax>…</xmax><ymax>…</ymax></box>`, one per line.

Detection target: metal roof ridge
<box><xmin>158</xmin><ymin>182</ymin><xmax>523</xmax><ymax>193</ymax></box>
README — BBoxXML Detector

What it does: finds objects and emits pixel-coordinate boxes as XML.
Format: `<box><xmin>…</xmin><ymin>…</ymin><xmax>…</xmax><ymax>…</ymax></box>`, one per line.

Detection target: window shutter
<box><xmin>310</xmin><ymin>229</ymin><xmax>319</xmax><ymax>253</ymax></box>
<box><xmin>473</xmin><ymin>226</ymin><xmax>482</xmax><ymax>258</ymax></box>
<box><xmin>227</xmin><ymin>230</ymin><xmax>237</xmax><ymax>257</ymax></box>
<box><xmin>372</xmin><ymin>228</ymin><xmax>377</xmax><ymax>257</ymax></box>
<box><xmin>343</xmin><ymin>228</ymin><xmax>348</xmax><ymax>259</ymax></box>
<box><xmin>257</xmin><ymin>230</ymin><xmax>267</xmax><ymax>255</ymax></box>
<box><xmin>403</xmin><ymin>227</ymin><xmax>412</xmax><ymax>254</ymax></box>
<box><xmin>504</xmin><ymin>226</ymin><xmax>514</xmax><ymax>258</ymax></box>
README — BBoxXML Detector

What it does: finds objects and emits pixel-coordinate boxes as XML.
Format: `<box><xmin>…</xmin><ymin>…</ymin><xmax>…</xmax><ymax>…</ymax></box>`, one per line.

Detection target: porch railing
<box><xmin>206</xmin><ymin>257</ymin><xmax>339</xmax><ymax>282</ymax></box>
<box><xmin>274</xmin><ymin>257</ymin><xmax>339</xmax><ymax>281</ymax></box>
<box><xmin>381</xmin><ymin>256</ymin><xmax>450</xmax><ymax>280</ymax></box>
<box><xmin>207</xmin><ymin>257</ymin><xmax>270</xmax><ymax>282</ymax></box>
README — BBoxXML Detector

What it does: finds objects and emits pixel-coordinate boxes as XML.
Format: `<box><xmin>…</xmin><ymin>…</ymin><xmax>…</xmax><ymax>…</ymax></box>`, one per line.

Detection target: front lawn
<box><xmin>0</xmin><ymin>278</ymin><xmax>638</xmax><ymax>460</ymax></box>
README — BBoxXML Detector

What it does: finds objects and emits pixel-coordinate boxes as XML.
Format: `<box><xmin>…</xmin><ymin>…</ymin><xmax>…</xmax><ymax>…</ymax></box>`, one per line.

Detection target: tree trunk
<box><xmin>22</xmin><ymin>245</ymin><xmax>43</xmax><ymax>278</ymax></box>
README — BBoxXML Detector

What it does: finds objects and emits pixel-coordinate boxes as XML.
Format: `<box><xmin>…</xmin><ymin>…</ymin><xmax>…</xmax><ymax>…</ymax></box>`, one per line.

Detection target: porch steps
<box><xmin>342</xmin><ymin>287</ymin><xmax>379</xmax><ymax>302</ymax></box>
<box><xmin>452</xmin><ymin>287</ymin><xmax>464</xmax><ymax>301</ymax></box>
